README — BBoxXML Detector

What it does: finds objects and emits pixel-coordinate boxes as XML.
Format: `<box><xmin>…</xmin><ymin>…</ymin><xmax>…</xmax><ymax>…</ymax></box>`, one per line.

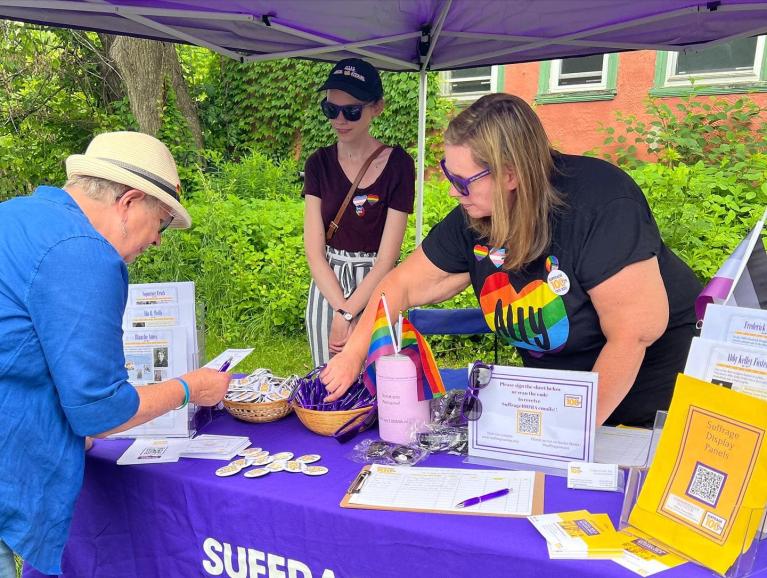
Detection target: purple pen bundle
<box><xmin>290</xmin><ymin>367</ymin><xmax>377</xmax><ymax>440</ymax></box>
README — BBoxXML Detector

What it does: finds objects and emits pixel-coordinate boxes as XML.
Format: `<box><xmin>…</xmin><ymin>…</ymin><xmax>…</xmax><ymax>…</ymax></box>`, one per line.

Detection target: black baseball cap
<box><xmin>319</xmin><ymin>58</ymin><xmax>383</xmax><ymax>102</ymax></box>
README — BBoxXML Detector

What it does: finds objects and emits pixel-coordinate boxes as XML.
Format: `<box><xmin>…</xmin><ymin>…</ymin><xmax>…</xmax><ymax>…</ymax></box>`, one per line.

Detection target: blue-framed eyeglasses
<box><xmin>440</xmin><ymin>158</ymin><xmax>491</xmax><ymax>197</ymax></box>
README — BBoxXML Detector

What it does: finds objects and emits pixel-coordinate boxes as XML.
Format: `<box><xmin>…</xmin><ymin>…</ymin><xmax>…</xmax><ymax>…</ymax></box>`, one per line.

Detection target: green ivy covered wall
<box><xmin>203</xmin><ymin>57</ymin><xmax>452</xmax><ymax>167</ymax></box>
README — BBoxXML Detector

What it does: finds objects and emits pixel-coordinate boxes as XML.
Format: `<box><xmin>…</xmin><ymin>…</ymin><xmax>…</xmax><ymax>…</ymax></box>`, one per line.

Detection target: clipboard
<box><xmin>340</xmin><ymin>464</ymin><xmax>545</xmax><ymax>517</ymax></box>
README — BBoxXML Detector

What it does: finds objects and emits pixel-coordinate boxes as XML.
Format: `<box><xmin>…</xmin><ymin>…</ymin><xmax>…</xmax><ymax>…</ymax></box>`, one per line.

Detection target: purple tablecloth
<box><xmin>23</xmin><ymin>412</ymin><xmax>767</xmax><ymax>578</ymax></box>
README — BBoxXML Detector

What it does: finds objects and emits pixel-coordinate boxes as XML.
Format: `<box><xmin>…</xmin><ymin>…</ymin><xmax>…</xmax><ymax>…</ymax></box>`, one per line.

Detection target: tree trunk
<box><xmin>109</xmin><ymin>36</ymin><xmax>165</xmax><ymax>135</ymax></box>
<box><xmin>168</xmin><ymin>48</ymin><xmax>204</xmax><ymax>150</ymax></box>
<box><xmin>108</xmin><ymin>37</ymin><xmax>203</xmax><ymax>149</ymax></box>
<box><xmin>95</xmin><ymin>33</ymin><xmax>127</xmax><ymax>107</ymax></box>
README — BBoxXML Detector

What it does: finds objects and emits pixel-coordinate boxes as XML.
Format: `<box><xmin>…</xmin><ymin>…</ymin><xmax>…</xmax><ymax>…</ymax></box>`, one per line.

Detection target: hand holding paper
<box><xmin>181</xmin><ymin>368</ymin><xmax>231</xmax><ymax>406</ymax></box>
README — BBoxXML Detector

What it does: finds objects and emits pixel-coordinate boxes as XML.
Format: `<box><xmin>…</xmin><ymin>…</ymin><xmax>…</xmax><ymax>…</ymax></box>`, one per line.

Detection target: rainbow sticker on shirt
<box><xmin>353</xmin><ymin>194</ymin><xmax>381</xmax><ymax>216</ymax></box>
<box><xmin>478</xmin><ymin>272</ymin><xmax>569</xmax><ymax>353</ymax></box>
<box><xmin>474</xmin><ymin>244</ymin><xmax>489</xmax><ymax>260</ymax></box>
<box><xmin>545</xmin><ymin>255</ymin><xmax>559</xmax><ymax>273</ymax></box>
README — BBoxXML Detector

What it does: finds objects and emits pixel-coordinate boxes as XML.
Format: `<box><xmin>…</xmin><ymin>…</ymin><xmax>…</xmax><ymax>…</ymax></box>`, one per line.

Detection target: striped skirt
<box><xmin>305</xmin><ymin>246</ymin><xmax>377</xmax><ymax>367</ymax></box>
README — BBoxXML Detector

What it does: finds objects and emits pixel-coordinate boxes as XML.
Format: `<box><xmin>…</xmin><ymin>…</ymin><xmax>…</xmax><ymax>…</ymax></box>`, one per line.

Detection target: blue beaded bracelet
<box><xmin>176</xmin><ymin>377</ymin><xmax>190</xmax><ymax>409</ymax></box>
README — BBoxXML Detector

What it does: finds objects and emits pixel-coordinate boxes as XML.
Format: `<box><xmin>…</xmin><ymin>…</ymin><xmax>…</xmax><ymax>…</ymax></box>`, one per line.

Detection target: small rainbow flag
<box><xmin>362</xmin><ymin>296</ymin><xmax>396</xmax><ymax>394</ymax></box>
<box><xmin>399</xmin><ymin>317</ymin><xmax>446</xmax><ymax>401</ymax></box>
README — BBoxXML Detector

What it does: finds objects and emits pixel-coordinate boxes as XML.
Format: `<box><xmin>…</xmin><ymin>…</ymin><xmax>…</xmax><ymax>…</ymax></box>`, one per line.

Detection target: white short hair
<box><xmin>64</xmin><ymin>175</ymin><xmax>160</xmax><ymax>209</ymax></box>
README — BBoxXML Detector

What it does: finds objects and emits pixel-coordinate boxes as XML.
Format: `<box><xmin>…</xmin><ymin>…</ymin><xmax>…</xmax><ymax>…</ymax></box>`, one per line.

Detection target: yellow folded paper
<box><xmin>629</xmin><ymin>374</ymin><xmax>767</xmax><ymax>575</ymax></box>
<box><xmin>613</xmin><ymin>528</ymin><xmax>688</xmax><ymax>576</ymax></box>
<box><xmin>529</xmin><ymin>510</ymin><xmax>623</xmax><ymax>559</ymax></box>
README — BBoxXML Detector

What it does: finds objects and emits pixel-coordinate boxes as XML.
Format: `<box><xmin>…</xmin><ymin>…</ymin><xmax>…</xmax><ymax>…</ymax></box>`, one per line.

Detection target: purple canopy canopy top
<box><xmin>2</xmin><ymin>0</ymin><xmax>767</xmax><ymax>71</ymax></box>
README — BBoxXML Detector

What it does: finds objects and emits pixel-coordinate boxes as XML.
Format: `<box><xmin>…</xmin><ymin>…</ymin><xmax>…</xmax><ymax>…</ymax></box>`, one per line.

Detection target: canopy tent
<box><xmin>3</xmin><ymin>0</ymin><xmax>767</xmax><ymax>240</ymax></box>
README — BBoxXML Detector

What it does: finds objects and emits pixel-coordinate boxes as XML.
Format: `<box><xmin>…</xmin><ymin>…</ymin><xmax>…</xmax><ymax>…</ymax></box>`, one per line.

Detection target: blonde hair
<box><xmin>444</xmin><ymin>93</ymin><xmax>563</xmax><ymax>271</ymax></box>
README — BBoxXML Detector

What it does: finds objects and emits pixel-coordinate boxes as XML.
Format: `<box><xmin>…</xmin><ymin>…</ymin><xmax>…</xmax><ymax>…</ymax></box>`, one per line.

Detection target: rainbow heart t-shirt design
<box><xmin>478</xmin><ymin>272</ymin><xmax>569</xmax><ymax>353</ymax></box>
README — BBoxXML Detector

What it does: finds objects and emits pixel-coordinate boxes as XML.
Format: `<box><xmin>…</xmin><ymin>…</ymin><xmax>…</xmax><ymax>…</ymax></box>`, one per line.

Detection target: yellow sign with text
<box><xmin>629</xmin><ymin>374</ymin><xmax>767</xmax><ymax>575</ymax></box>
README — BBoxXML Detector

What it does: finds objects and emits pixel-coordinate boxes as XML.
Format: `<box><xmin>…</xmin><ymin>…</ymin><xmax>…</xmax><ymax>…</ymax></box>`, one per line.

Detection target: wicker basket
<box><xmin>223</xmin><ymin>398</ymin><xmax>292</xmax><ymax>424</ymax></box>
<box><xmin>291</xmin><ymin>403</ymin><xmax>374</xmax><ymax>436</ymax></box>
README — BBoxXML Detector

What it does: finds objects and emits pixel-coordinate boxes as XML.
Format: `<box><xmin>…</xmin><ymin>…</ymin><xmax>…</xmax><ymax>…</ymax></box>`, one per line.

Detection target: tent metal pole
<box><xmin>262</xmin><ymin>19</ymin><xmax>418</xmax><ymax>70</ymax></box>
<box><xmin>243</xmin><ymin>32</ymin><xmax>421</xmax><ymax>63</ymax></box>
<box><xmin>118</xmin><ymin>11</ymin><xmax>243</xmax><ymax>60</ymax></box>
<box><xmin>413</xmin><ymin>0</ymin><xmax>449</xmax><ymax>245</ymax></box>
<box><xmin>0</xmin><ymin>1</ymin><xmax>255</xmax><ymax>20</ymax></box>
<box><xmin>416</xmin><ymin>68</ymin><xmax>427</xmax><ymax>246</ymax></box>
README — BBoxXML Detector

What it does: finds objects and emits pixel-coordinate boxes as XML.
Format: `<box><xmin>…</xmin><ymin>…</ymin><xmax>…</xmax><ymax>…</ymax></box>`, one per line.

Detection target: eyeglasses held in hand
<box><xmin>460</xmin><ymin>361</ymin><xmax>493</xmax><ymax>421</ymax></box>
<box><xmin>439</xmin><ymin>158</ymin><xmax>491</xmax><ymax>197</ymax></box>
<box><xmin>320</xmin><ymin>98</ymin><xmax>372</xmax><ymax>122</ymax></box>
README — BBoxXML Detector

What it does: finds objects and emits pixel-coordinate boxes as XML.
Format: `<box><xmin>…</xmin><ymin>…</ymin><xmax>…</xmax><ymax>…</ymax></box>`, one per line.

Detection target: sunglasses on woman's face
<box><xmin>460</xmin><ymin>361</ymin><xmax>493</xmax><ymax>421</ymax></box>
<box><xmin>320</xmin><ymin>98</ymin><xmax>372</xmax><ymax>122</ymax></box>
<box><xmin>440</xmin><ymin>158</ymin><xmax>491</xmax><ymax>197</ymax></box>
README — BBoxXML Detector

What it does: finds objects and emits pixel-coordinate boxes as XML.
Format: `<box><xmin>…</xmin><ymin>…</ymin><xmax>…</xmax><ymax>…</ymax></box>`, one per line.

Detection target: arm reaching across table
<box><xmin>321</xmin><ymin>247</ymin><xmax>470</xmax><ymax>401</ymax></box>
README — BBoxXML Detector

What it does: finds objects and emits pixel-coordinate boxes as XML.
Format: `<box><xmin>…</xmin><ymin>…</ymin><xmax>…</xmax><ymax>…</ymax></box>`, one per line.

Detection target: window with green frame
<box><xmin>535</xmin><ymin>53</ymin><xmax>618</xmax><ymax>104</ymax></box>
<box><xmin>651</xmin><ymin>35</ymin><xmax>767</xmax><ymax>96</ymax></box>
<box><xmin>440</xmin><ymin>65</ymin><xmax>503</xmax><ymax>105</ymax></box>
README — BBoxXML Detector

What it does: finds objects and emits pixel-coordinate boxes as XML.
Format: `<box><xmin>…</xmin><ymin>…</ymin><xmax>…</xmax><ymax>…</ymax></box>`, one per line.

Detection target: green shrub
<box><xmin>203</xmin><ymin>57</ymin><xmax>452</xmax><ymax>167</ymax></box>
<box><xmin>593</xmin><ymin>92</ymin><xmax>767</xmax><ymax>169</ymax></box>
<box><xmin>590</xmin><ymin>92</ymin><xmax>767</xmax><ymax>285</ymax></box>
<box><xmin>630</xmin><ymin>158</ymin><xmax>767</xmax><ymax>282</ymax></box>
<box><xmin>129</xmin><ymin>188</ymin><xmax>309</xmax><ymax>343</ymax></box>
<box><xmin>205</xmin><ymin>150</ymin><xmax>301</xmax><ymax>201</ymax></box>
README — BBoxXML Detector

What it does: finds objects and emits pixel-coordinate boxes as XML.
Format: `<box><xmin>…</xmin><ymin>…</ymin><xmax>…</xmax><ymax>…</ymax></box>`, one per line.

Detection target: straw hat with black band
<box><xmin>65</xmin><ymin>131</ymin><xmax>192</xmax><ymax>229</ymax></box>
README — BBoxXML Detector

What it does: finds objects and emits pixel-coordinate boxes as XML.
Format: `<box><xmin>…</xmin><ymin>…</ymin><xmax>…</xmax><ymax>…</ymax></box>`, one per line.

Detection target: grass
<box><xmin>204</xmin><ymin>331</ymin><xmax>314</xmax><ymax>377</ymax></box>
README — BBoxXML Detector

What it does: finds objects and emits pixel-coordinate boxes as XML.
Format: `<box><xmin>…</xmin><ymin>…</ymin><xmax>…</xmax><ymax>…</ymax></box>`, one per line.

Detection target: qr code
<box><xmin>517</xmin><ymin>410</ymin><xmax>542</xmax><ymax>435</ymax></box>
<box><xmin>687</xmin><ymin>462</ymin><xmax>726</xmax><ymax>507</ymax></box>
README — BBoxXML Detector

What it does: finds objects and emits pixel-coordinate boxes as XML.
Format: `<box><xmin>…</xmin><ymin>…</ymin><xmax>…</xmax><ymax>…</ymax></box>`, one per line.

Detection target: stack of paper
<box><xmin>594</xmin><ymin>426</ymin><xmax>653</xmax><ymax>467</ymax></box>
<box><xmin>179</xmin><ymin>434</ymin><xmax>251</xmax><ymax>460</ymax></box>
<box><xmin>528</xmin><ymin>510</ymin><xmax>624</xmax><ymax>559</ymax></box>
<box><xmin>117</xmin><ymin>435</ymin><xmax>252</xmax><ymax>465</ymax></box>
<box><xmin>117</xmin><ymin>438</ymin><xmax>191</xmax><ymax>465</ymax></box>
<box><xmin>685</xmin><ymin>303</ymin><xmax>767</xmax><ymax>401</ymax></box>
<box><xmin>613</xmin><ymin>528</ymin><xmax>688</xmax><ymax>577</ymax></box>
<box><xmin>118</xmin><ymin>281</ymin><xmax>198</xmax><ymax>438</ymax></box>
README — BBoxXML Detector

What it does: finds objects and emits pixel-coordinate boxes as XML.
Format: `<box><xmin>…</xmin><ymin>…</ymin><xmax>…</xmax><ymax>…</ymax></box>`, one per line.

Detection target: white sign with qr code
<box><xmin>468</xmin><ymin>364</ymin><xmax>598</xmax><ymax>472</ymax></box>
<box><xmin>117</xmin><ymin>438</ymin><xmax>190</xmax><ymax>465</ymax></box>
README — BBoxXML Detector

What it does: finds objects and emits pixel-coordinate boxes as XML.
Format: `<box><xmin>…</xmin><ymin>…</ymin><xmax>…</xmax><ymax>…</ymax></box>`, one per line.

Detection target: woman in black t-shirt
<box><xmin>321</xmin><ymin>93</ymin><xmax>701</xmax><ymax>427</ymax></box>
<box><xmin>303</xmin><ymin>59</ymin><xmax>415</xmax><ymax>367</ymax></box>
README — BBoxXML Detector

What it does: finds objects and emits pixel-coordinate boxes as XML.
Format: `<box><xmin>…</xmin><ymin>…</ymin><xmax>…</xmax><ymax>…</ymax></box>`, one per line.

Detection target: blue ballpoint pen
<box><xmin>455</xmin><ymin>488</ymin><xmax>510</xmax><ymax>508</ymax></box>
<box><xmin>218</xmin><ymin>356</ymin><xmax>234</xmax><ymax>372</ymax></box>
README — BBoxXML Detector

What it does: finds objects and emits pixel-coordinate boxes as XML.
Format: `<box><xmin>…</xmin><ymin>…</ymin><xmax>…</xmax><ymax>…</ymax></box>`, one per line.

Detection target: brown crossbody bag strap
<box><xmin>326</xmin><ymin>144</ymin><xmax>388</xmax><ymax>242</ymax></box>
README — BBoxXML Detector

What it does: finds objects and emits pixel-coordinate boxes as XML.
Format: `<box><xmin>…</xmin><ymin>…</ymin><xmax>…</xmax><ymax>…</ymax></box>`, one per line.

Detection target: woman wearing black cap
<box><xmin>303</xmin><ymin>58</ymin><xmax>416</xmax><ymax>367</ymax></box>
